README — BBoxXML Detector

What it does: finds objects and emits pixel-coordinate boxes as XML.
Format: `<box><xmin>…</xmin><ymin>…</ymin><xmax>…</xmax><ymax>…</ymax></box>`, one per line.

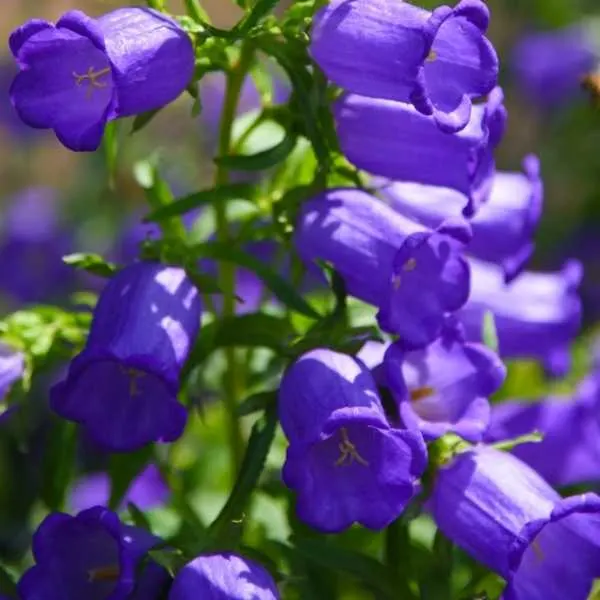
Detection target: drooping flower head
<box><xmin>311</xmin><ymin>0</ymin><xmax>499</xmax><ymax>132</ymax></box>
<box><xmin>431</xmin><ymin>447</ymin><xmax>600</xmax><ymax>600</ymax></box>
<box><xmin>378</xmin><ymin>154</ymin><xmax>543</xmax><ymax>282</ymax></box>
<box><xmin>51</xmin><ymin>262</ymin><xmax>202</xmax><ymax>451</ymax></box>
<box><xmin>294</xmin><ymin>188</ymin><xmax>471</xmax><ymax>349</ymax></box>
<box><xmin>70</xmin><ymin>464</ymin><xmax>170</xmax><ymax>513</ymax></box>
<box><xmin>458</xmin><ymin>258</ymin><xmax>582</xmax><ymax>377</ymax></box>
<box><xmin>485</xmin><ymin>371</ymin><xmax>600</xmax><ymax>487</ymax></box>
<box><xmin>18</xmin><ymin>507</ymin><xmax>163</xmax><ymax>600</ymax></box>
<box><xmin>10</xmin><ymin>8</ymin><xmax>194</xmax><ymax>151</ymax></box>
<box><xmin>335</xmin><ymin>88</ymin><xmax>507</xmax><ymax>216</ymax></box>
<box><xmin>280</xmin><ymin>349</ymin><xmax>427</xmax><ymax>533</ymax></box>
<box><xmin>0</xmin><ymin>187</ymin><xmax>74</xmax><ymax>304</ymax></box>
<box><xmin>382</xmin><ymin>319</ymin><xmax>505</xmax><ymax>442</ymax></box>
<box><xmin>512</xmin><ymin>25</ymin><xmax>597</xmax><ymax>109</ymax></box>
<box><xmin>169</xmin><ymin>553</ymin><xmax>280</xmax><ymax>600</ymax></box>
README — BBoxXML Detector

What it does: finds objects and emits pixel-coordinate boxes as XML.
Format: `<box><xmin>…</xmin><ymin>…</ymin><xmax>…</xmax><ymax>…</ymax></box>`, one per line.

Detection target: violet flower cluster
<box><xmin>3</xmin><ymin>0</ymin><xmax>599</xmax><ymax>599</ymax></box>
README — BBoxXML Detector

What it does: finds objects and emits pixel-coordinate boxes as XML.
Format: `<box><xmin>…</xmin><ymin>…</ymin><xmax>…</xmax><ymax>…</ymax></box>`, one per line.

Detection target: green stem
<box><xmin>214</xmin><ymin>43</ymin><xmax>255</xmax><ymax>477</ymax></box>
<box><xmin>384</xmin><ymin>518</ymin><xmax>415</xmax><ymax>600</ymax></box>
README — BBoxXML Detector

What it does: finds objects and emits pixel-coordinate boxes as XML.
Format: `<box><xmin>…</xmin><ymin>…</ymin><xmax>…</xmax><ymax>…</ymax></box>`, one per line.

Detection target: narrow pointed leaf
<box><xmin>196</xmin><ymin>242</ymin><xmax>321</xmax><ymax>319</ymax></box>
<box><xmin>145</xmin><ymin>183</ymin><xmax>256</xmax><ymax>222</ymax></box>
<box><xmin>214</xmin><ymin>132</ymin><xmax>297</xmax><ymax>171</ymax></box>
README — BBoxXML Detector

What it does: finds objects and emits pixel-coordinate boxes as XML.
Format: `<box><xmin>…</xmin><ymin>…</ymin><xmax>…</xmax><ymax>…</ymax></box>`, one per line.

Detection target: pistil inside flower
<box><xmin>119</xmin><ymin>366</ymin><xmax>146</xmax><ymax>396</ymax></box>
<box><xmin>426</xmin><ymin>50</ymin><xmax>437</xmax><ymax>62</ymax></box>
<box><xmin>334</xmin><ymin>427</ymin><xmax>369</xmax><ymax>467</ymax></box>
<box><xmin>73</xmin><ymin>66</ymin><xmax>112</xmax><ymax>99</ymax></box>
<box><xmin>410</xmin><ymin>386</ymin><xmax>436</xmax><ymax>402</ymax></box>
<box><xmin>404</xmin><ymin>258</ymin><xmax>417</xmax><ymax>272</ymax></box>
<box><xmin>531</xmin><ymin>538</ymin><xmax>545</xmax><ymax>562</ymax></box>
<box><xmin>87</xmin><ymin>563</ymin><xmax>120</xmax><ymax>583</ymax></box>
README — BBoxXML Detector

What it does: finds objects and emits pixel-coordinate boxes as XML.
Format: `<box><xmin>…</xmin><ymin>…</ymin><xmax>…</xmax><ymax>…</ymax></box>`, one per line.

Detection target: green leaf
<box><xmin>131</xmin><ymin>109</ymin><xmax>161</xmax><ymax>134</ymax></box>
<box><xmin>147</xmin><ymin>548</ymin><xmax>187</xmax><ymax>577</ymax></box>
<box><xmin>0</xmin><ymin>565</ymin><xmax>17</xmax><ymax>598</ymax></box>
<box><xmin>419</xmin><ymin>530</ymin><xmax>453</xmax><ymax>600</ymax></box>
<box><xmin>196</xmin><ymin>241</ymin><xmax>321</xmax><ymax>319</ymax></box>
<box><xmin>290</xmin><ymin>536</ymin><xmax>396</xmax><ymax>598</ymax></box>
<box><xmin>134</xmin><ymin>159</ymin><xmax>187</xmax><ymax>240</ymax></box>
<box><xmin>205</xmin><ymin>403</ymin><xmax>278</xmax><ymax>550</ymax></box>
<box><xmin>234</xmin><ymin>0</ymin><xmax>282</xmax><ymax>35</ymax></box>
<box><xmin>482</xmin><ymin>310</ymin><xmax>499</xmax><ymax>353</ymax></box>
<box><xmin>127</xmin><ymin>502</ymin><xmax>153</xmax><ymax>532</ymax></box>
<box><xmin>41</xmin><ymin>419</ymin><xmax>77</xmax><ymax>511</ymax></box>
<box><xmin>237</xmin><ymin>390</ymin><xmax>277</xmax><ymax>416</ymax></box>
<box><xmin>185</xmin><ymin>268</ymin><xmax>226</xmax><ymax>295</ymax></box>
<box><xmin>63</xmin><ymin>253</ymin><xmax>118</xmax><ymax>279</ymax></box>
<box><xmin>145</xmin><ymin>183</ymin><xmax>256</xmax><ymax>223</ymax></box>
<box><xmin>184</xmin><ymin>313</ymin><xmax>294</xmax><ymax>372</ymax></box>
<box><xmin>258</xmin><ymin>36</ymin><xmax>330</xmax><ymax>167</ymax></box>
<box><xmin>108</xmin><ymin>445</ymin><xmax>154</xmax><ymax>510</ymax></box>
<box><xmin>214</xmin><ymin>132</ymin><xmax>297</xmax><ymax>171</ymax></box>
<box><xmin>489</xmin><ymin>431</ymin><xmax>543</xmax><ymax>453</ymax></box>
<box><xmin>183</xmin><ymin>0</ymin><xmax>211</xmax><ymax>23</ymax></box>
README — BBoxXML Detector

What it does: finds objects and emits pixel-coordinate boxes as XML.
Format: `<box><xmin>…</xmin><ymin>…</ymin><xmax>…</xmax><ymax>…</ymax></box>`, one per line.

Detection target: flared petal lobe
<box><xmin>169</xmin><ymin>553</ymin><xmax>280</xmax><ymax>600</ymax></box>
<box><xmin>378</xmin><ymin>154</ymin><xmax>543</xmax><ymax>282</ymax></box>
<box><xmin>294</xmin><ymin>188</ymin><xmax>471</xmax><ymax>348</ymax></box>
<box><xmin>311</xmin><ymin>0</ymin><xmax>498</xmax><ymax>132</ymax></box>
<box><xmin>383</xmin><ymin>323</ymin><xmax>505</xmax><ymax>441</ymax></box>
<box><xmin>97</xmin><ymin>8</ymin><xmax>194</xmax><ymax>118</ymax></box>
<box><xmin>51</xmin><ymin>262</ymin><xmax>202</xmax><ymax>451</ymax></box>
<box><xmin>283</xmin><ymin>424</ymin><xmax>426</xmax><ymax>533</ymax></box>
<box><xmin>335</xmin><ymin>89</ymin><xmax>505</xmax><ymax>215</ymax></box>
<box><xmin>18</xmin><ymin>507</ymin><xmax>161</xmax><ymax>600</ymax></box>
<box><xmin>459</xmin><ymin>258</ymin><xmax>582</xmax><ymax>376</ymax></box>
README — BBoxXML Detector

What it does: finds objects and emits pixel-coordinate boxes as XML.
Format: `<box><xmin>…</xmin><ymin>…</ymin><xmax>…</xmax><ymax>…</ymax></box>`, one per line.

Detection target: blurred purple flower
<box><xmin>382</xmin><ymin>320</ymin><xmax>505</xmax><ymax>442</ymax></box>
<box><xmin>335</xmin><ymin>88</ymin><xmax>506</xmax><ymax>216</ymax></box>
<box><xmin>485</xmin><ymin>372</ymin><xmax>600</xmax><ymax>487</ymax></box>
<box><xmin>311</xmin><ymin>0</ymin><xmax>498</xmax><ymax>133</ymax></box>
<box><xmin>0</xmin><ymin>187</ymin><xmax>75</xmax><ymax>304</ymax></box>
<box><xmin>512</xmin><ymin>25</ymin><xmax>597</xmax><ymax>109</ymax></box>
<box><xmin>459</xmin><ymin>258</ymin><xmax>582</xmax><ymax>377</ymax></box>
<box><xmin>9</xmin><ymin>8</ymin><xmax>194</xmax><ymax>151</ymax></box>
<box><xmin>0</xmin><ymin>345</ymin><xmax>25</xmax><ymax>426</ymax></box>
<box><xmin>18</xmin><ymin>507</ymin><xmax>162</xmax><ymax>600</ymax></box>
<box><xmin>51</xmin><ymin>263</ymin><xmax>202</xmax><ymax>451</ymax></box>
<box><xmin>280</xmin><ymin>349</ymin><xmax>427</xmax><ymax>533</ymax></box>
<box><xmin>295</xmin><ymin>187</ymin><xmax>472</xmax><ymax>349</ymax></box>
<box><xmin>170</xmin><ymin>552</ymin><xmax>279</xmax><ymax>599</ymax></box>
<box><xmin>431</xmin><ymin>446</ymin><xmax>600</xmax><ymax>600</ymax></box>
<box><xmin>558</xmin><ymin>221</ymin><xmax>600</xmax><ymax>324</ymax></box>
<box><xmin>69</xmin><ymin>464</ymin><xmax>170</xmax><ymax>513</ymax></box>
<box><xmin>378</xmin><ymin>154</ymin><xmax>544</xmax><ymax>282</ymax></box>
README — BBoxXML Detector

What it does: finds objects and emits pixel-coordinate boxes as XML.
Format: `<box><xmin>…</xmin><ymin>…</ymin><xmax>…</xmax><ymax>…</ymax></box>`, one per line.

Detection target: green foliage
<box><xmin>5</xmin><ymin>0</ymin><xmax>600</xmax><ymax>597</ymax></box>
